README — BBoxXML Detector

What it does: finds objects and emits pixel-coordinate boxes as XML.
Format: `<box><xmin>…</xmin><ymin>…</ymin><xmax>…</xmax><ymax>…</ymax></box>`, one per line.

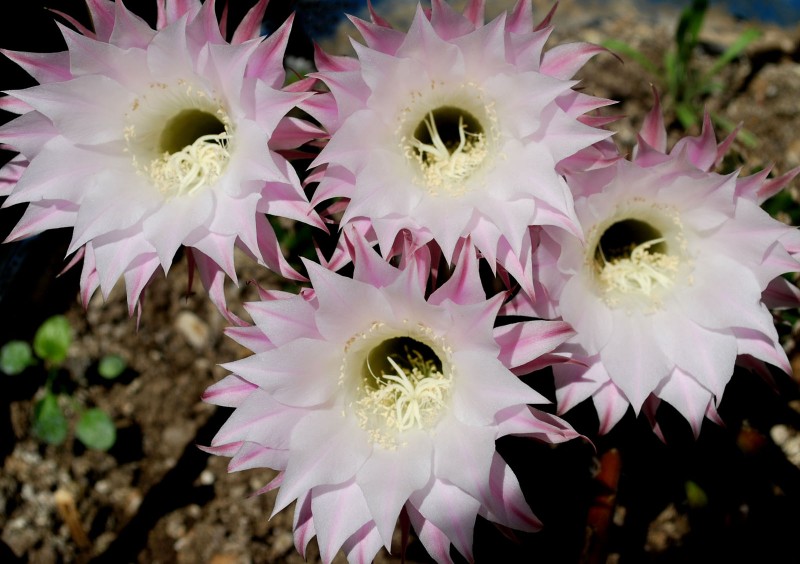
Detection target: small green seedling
<box><xmin>98</xmin><ymin>354</ymin><xmax>127</xmax><ymax>380</ymax></box>
<box><xmin>685</xmin><ymin>479</ymin><xmax>709</xmax><ymax>509</ymax></box>
<box><xmin>0</xmin><ymin>340</ymin><xmax>35</xmax><ymax>375</ymax></box>
<box><xmin>76</xmin><ymin>408</ymin><xmax>117</xmax><ymax>451</ymax></box>
<box><xmin>2</xmin><ymin>315</ymin><xmax>119</xmax><ymax>451</ymax></box>
<box><xmin>603</xmin><ymin>0</ymin><xmax>759</xmax><ymax>142</ymax></box>
<box><xmin>32</xmin><ymin>392</ymin><xmax>68</xmax><ymax>446</ymax></box>
<box><xmin>33</xmin><ymin>315</ymin><xmax>72</xmax><ymax>367</ymax></box>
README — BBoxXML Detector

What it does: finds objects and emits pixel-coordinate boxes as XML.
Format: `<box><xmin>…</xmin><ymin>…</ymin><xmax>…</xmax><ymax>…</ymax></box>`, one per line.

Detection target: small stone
<box><xmin>209</xmin><ymin>554</ymin><xmax>240</xmax><ymax>564</ymax></box>
<box><xmin>613</xmin><ymin>505</ymin><xmax>626</xmax><ymax>527</ymax></box>
<box><xmin>2</xmin><ymin>522</ymin><xmax>38</xmax><ymax>557</ymax></box>
<box><xmin>166</xmin><ymin>516</ymin><xmax>186</xmax><ymax>539</ymax></box>
<box><xmin>771</xmin><ymin>424</ymin><xmax>800</xmax><ymax>468</ymax></box>
<box><xmin>268</xmin><ymin>531</ymin><xmax>294</xmax><ymax>559</ymax></box>
<box><xmin>199</xmin><ymin>470</ymin><xmax>215</xmax><ymax>485</ymax></box>
<box><xmin>645</xmin><ymin>503</ymin><xmax>690</xmax><ymax>553</ymax></box>
<box><xmin>162</xmin><ymin>423</ymin><xmax>194</xmax><ymax>450</ymax></box>
<box><xmin>94</xmin><ymin>532</ymin><xmax>116</xmax><ymax>554</ymax></box>
<box><xmin>174</xmin><ymin>311</ymin><xmax>210</xmax><ymax>350</ymax></box>
<box><xmin>20</xmin><ymin>483</ymin><xmax>35</xmax><ymax>501</ymax></box>
<box><xmin>771</xmin><ymin>424</ymin><xmax>790</xmax><ymax>445</ymax></box>
<box><xmin>125</xmin><ymin>489</ymin><xmax>143</xmax><ymax>516</ymax></box>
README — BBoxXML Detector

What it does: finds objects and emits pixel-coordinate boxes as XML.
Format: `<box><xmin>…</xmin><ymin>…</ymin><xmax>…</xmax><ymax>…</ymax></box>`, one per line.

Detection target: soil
<box><xmin>2</xmin><ymin>1</ymin><xmax>800</xmax><ymax>563</ymax></box>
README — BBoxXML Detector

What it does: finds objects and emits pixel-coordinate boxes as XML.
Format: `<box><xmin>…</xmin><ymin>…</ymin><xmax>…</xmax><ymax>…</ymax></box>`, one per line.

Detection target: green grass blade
<box><xmin>703</xmin><ymin>28</ymin><xmax>761</xmax><ymax>81</ymax></box>
<box><xmin>675</xmin><ymin>102</ymin><xmax>699</xmax><ymax>129</ymax></box>
<box><xmin>601</xmin><ymin>39</ymin><xmax>660</xmax><ymax>75</ymax></box>
<box><xmin>675</xmin><ymin>0</ymin><xmax>708</xmax><ymax>67</ymax></box>
<box><xmin>712</xmin><ymin>113</ymin><xmax>759</xmax><ymax>148</ymax></box>
<box><xmin>664</xmin><ymin>50</ymin><xmax>680</xmax><ymax>101</ymax></box>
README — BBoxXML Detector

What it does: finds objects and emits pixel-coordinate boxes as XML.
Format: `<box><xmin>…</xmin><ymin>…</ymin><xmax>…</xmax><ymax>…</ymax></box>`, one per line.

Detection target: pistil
<box><xmin>349</xmin><ymin>335</ymin><xmax>453</xmax><ymax>449</ymax></box>
<box><xmin>147</xmin><ymin>132</ymin><xmax>230</xmax><ymax>198</ymax></box>
<box><xmin>598</xmin><ymin>237</ymin><xmax>679</xmax><ymax>296</ymax></box>
<box><xmin>404</xmin><ymin>106</ymin><xmax>489</xmax><ymax>196</ymax></box>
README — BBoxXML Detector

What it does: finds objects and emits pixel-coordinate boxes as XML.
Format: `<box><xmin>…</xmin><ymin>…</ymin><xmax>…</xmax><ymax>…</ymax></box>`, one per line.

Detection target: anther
<box><xmin>598</xmin><ymin>237</ymin><xmax>679</xmax><ymax>296</ymax></box>
<box><xmin>148</xmin><ymin>132</ymin><xmax>230</xmax><ymax>198</ymax></box>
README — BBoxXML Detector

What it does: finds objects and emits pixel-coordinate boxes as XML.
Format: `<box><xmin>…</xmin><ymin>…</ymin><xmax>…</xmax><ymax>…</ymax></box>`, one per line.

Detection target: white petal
<box><xmin>222</xmin><ymin>339</ymin><xmax>342</xmax><ymax>407</ymax></box>
<box><xmin>433</xmin><ymin>418</ymin><xmax>496</xmax><ymax>502</ymax></box>
<box><xmin>654</xmin><ymin>369</ymin><xmax>713</xmax><ymax>438</ymax></box>
<box><xmin>311</xmin><ymin>479</ymin><xmax>374</xmax><ymax>564</ymax></box>
<box><xmin>451</xmin><ymin>351</ymin><xmax>547</xmax><ymax>425</ymax></box>
<box><xmin>599</xmin><ymin>312</ymin><xmax>672</xmax><ymax>412</ymax></box>
<box><xmin>356</xmin><ymin>432</ymin><xmax>433</xmax><ymax>549</ymax></box>
<box><xmin>653</xmin><ymin>315</ymin><xmax>736</xmax><ymax>398</ymax></box>
<box><xmin>408</xmin><ymin>478</ymin><xmax>480</xmax><ymax>562</ymax></box>
<box><xmin>274</xmin><ymin>411</ymin><xmax>372</xmax><ymax>515</ymax></box>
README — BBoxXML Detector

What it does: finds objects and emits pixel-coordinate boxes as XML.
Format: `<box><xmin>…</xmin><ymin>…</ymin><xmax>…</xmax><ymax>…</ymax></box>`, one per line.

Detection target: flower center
<box><xmin>354</xmin><ymin>336</ymin><xmax>451</xmax><ymax>447</ymax></box>
<box><xmin>124</xmin><ymin>82</ymin><xmax>233</xmax><ymax>199</ymax></box>
<box><xmin>404</xmin><ymin>105</ymin><xmax>488</xmax><ymax>196</ymax></box>
<box><xmin>594</xmin><ymin>219</ymin><xmax>680</xmax><ymax>299</ymax></box>
<box><xmin>148</xmin><ymin>109</ymin><xmax>230</xmax><ymax>198</ymax></box>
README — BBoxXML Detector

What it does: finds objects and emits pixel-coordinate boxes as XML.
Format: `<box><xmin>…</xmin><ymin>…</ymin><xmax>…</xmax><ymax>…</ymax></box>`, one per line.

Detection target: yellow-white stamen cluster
<box><xmin>343</xmin><ymin>327</ymin><xmax>453</xmax><ymax>449</ymax></box>
<box><xmin>147</xmin><ymin>132</ymin><xmax>230</xmax><ymax>198</ymax></box>
<box><xmin>598</xmin><ymin>237</ymin><xmax>679</xmax><ymax>297</ymax></box>
<box><xmin>124</xmin><ymin>81</ymin><xmax>233</xmax><ymax>200</ymax></box>
<box><xmin>358</xmin><ymin>350</ymin><xmax>451</xmax><ymax>438</ymax></box>
<box><xmin>406</xmin><ymin>111</ymin><xmax>488</xmax><ymax>195</ymax></box>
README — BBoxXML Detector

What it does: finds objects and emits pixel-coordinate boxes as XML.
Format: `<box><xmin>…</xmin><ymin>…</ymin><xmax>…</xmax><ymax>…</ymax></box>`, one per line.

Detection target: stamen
<box><xmin>406</xmin><ymin>111</ymin><xmax>487</xmax><ymax>195</ymax></box>
<box><xmin>598</xmin><ymin>237</ymin><xmax>679</xmax><ymax>296</ymax></box>
<box><xmin>356</xmin><ymin>346</ymin><xmax>451</xmax><ymax>447</ymax></box>
<box><xmin>147</xmin><ymin>132</ymin><xmax>230</xmax><ymax>198</ymax></box>
<box><xmin>123</xmin><ymin>82</ymin><xmax>232</xmax><ymax>199</ymax></box>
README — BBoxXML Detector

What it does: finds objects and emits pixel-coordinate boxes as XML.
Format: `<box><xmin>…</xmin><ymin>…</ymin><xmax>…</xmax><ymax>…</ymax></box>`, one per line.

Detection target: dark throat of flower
<box><xmin>355</xmin><ymin>336</ymin><xmax>451</xmax><ymax>448</ymax></box>
<box><xmin>125</xmin><ymin>82</ymin><xmax>234</xmax><ymax>200</ymax></box>
<box><xmin>593</xmin><ymin>218</ymin><xmax>679</xmax><ymax>299</ymax></box>
<box><xmin>405</xmin><ymin>105</ymin><xmax>488</xmax><ymax>196</ymax></box>
<box><xmin>149</xmin><ymin>108</ymin><xmax>231</xmax><ymax>197</ymax></box>
<box><xmin>159</xmin><ymin>109</ymin><xmax>227</xmax><ymax>154</ymax></box>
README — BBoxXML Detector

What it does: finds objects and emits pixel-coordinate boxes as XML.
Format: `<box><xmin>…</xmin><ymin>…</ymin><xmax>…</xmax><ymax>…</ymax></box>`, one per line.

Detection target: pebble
<box><xmin>20</xmin><ymin>483</ymin><xmax>35</xmax><ymax>502</ymax></box>
<box><xmin>162</xmin><ymin>423</ymin><xmax>194</xmax><ymax>450</ymax></box>
<box><xmin>771</xmin><ymin>424</ymin><xmax>800</xmax><ymax>468</ymax></box>
<box><xmin>125</xmin><ymin>488</ymin><xmax>143</xmax><ymax>516</ymax></box>
<box><xmin>268</xmin><ymin>531</ymin><xmax>294</xmax><ymax>558</ymax></box>
<box><xmin>200</xmin><ymin>470</ymin><xmax>215</xmax><ymax>485</ymax></box>
<box><xmin>175</xmin><ymin>311</ymin><xmax>211</xmax><ymax>350</ymax></box>
<box><xmin>166</xmin><ymin>516</ymin><xmax>187</xmax><ymax>539</ymax></box>
<box><xmin>209</xmin><ymin>554</ymin><xmax>240</xmax><ymax>564</ymax></box>
<box><xmin>645</xmin><ymin>503</ymin><xmax>690</xmax><ymax>553</ymax></box>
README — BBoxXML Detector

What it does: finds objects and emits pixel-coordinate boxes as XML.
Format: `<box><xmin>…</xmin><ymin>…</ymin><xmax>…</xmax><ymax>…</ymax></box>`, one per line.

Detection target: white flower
<box><xmin>305</xmin><ymin>0</ymin><xmax>611</xmax><ymax>287</ymax></box>
<box><xmin>203</xmin><ymin>231</ymin><xmax>580</xmax><ymax>562</ymax></box>
<box><xmin>518</xmin><ymin>101</ymin><xmax>800</xmax><ymax>436</ymax></box>
<box><xmin>0</xmin><ymin>0</ymin><xmax>319</xmax><ymax>317</ymax></box>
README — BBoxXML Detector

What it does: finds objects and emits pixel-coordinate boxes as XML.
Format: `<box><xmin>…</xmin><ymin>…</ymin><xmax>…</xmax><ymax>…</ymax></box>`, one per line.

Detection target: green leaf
<box><xmin>600</xmin><ymin>39</ymin><xmax>659</xmax><ymax>75</ymax></box>
<box><xmin>75</xmin><ymin>408</ymin><xmax>116</xmax><ymax>451</ymax></box>
<box><xmin>98</xmin><ymin>355</ymin><xmax>126</xmax><ymax>379</ymax></box>
<box><xmin>685</xmin><ymin>480</ymin><xmax>709</xmax><ymax>508</ymax></box>
<box><xmin>33</xmin><ymin>315</ymin><xmax>72</xmax><ymax>366</ymax></box>
<box><xmin>663</xmin><ymin>50</ymin><xmax>680</xmax><ymax>101</ymax></box>
<box><xmin>32</xmin><ymin>393</ymin><xmax>68</xmax><ymax>445</ymax></box>
<box><xmin>763</xmin><ymin>189</ymin><xmax>800</xmax><ymax>224</ymax></box>
<box><xmin>703</xmin><ymin>28</ymin><xmax>760</xmax><ymax>82</ymax></box>
<box><xmin>0</xmin><ymin>340</ymin><xmax>35</xmax><ymax>375</ymax></box>
<box><xmin>671</xmin><ymin>0</ymin><xmax>708</xmax><ymax>102</ymax></box>
<box><xmin>675</xmin><ymin>0</ymin><xmax>707</xmax><ymax>67</ymax></box>
<box><xmin>711</xmin><ymin>113</ymin><xmax>759</xmax><ymax>149</ymax></box>
<box><xmin>675</xmin><ymin>102</ymin><xmax>699</xmax><ymax>130</ymax></box>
